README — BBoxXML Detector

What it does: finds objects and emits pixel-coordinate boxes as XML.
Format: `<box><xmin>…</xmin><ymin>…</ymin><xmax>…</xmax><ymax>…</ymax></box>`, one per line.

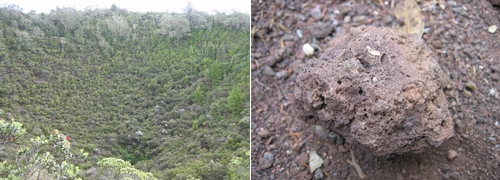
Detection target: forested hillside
<box><xmin>0</xmin><ymin>4</ymin><xmax>249</xmax><ymax>179</ymax></box>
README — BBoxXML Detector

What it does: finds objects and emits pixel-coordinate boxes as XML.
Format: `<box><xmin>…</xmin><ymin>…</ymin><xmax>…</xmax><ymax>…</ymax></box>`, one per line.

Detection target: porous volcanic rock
<box><xmin>294</xmin><ymin>26</ymin><xmax>453</xmax><ymax>156</ymax></box>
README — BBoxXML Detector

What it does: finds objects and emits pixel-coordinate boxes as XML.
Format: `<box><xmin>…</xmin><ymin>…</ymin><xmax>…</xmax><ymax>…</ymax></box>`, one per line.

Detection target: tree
<box><xmin>183</xmin><ymin>2</ymin><xmax>210</xmax><ymax>30</ymax></box>
<box><xmin>157</xmin><ymin>13</ymin><xmax>191</xmax><ymax>40</ymax></box>
<box><xmin>192</xmin><ymin>120</ymin><xmax>199</xmax><ymax>131</ymax></box>
<box><xmin>49</xmin><ymin>7</ymin><xmax>83</xmax><ymax>33</ymax></box>
<box><xmin>227</xmin><ymin>85</ymin><xmax>243</xmax><ymax>115</ymax></box>
<box><xmin>0</xmin><ymin>118</ymin><xmax>25</xmax><ymax>145</ymax></box>
<box><xmin>209</xmin><ymin>60</ymin><xmax>222</xmax><ymax>85</ymax></box>
<box><xmin>227</xmin><ymin>150</ymin><xmax>250</xmax><ymax>180</ymax></box>
<box><xmin>104</xmin><ymin>15</ymin><xmax>132</xmax><ymax>40</ymax></box>
<box><xmin>0</xmin><ymin>126</ymin><xmax>87</xmax><ymax>180</ymax></box>
<box><xmin>192</xmin><ymin>84</ymin><xmax>204</xmax><ymax>104</ymax></box>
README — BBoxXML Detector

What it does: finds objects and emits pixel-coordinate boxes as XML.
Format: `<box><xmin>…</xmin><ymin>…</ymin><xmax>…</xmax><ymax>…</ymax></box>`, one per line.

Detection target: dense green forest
<box><xmin>0</xmin><ymin>3</ymin><xmax>249</xmax><ymax>179</ymax></box>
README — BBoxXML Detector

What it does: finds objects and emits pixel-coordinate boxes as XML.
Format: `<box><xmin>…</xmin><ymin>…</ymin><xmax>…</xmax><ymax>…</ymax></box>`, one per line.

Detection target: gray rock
<box><xmin>447</xmin><ymin>149</ymin><xmax>458</xmax><ymax>160</ymax></box>
<box><xmin>314</xmin><ymin>168</ymin><xmax>324</xmax><ymax>179</ymax></box>
<box><xmin>441</xmin><ymin>164</ymin><xmax>451</xmax><ymax>173</ymax></box>
<box><xmin>383</xmin><ymin>15</ymin><xmax>394</xmax><ymax>24</ymax></box>
<box><xmin>258</xmin><ymin>129</ymin><xmax>271</xmax><ymax>138</ymax></box>
<box><xmin>264</xmin><ymin>152</ymin><xmax>274</xmax><ymax>160</ymax></box>
<box><xmin>447</xmin><ymin>1</ymin><xmax>458</xmax><ymax>7</ymax></box>
<box><xmin>283</xmin><ymin>34</ymin><xmax>294</xmax><ymax>41</ymax></box>
<box><xmin>353</xmin><ymin>15</ymin><xmax>367</xmax><ymax>22</ymax></box>
<box><xmin>263</xmin><ymin>66</ymin><xmax>275</xmax><ymax>77</ymax></box>
<box><xmin>294</xmin><ymin>152</ymin><xmax>309</xmax><ymax>165</ymax></box>
<box><xmin>311</xmin><ymin>6</ymin><xmax>322</xmax><ymax>18</ymax></box>
<box><xmin>315</xmin><ymin>125</ymin><xmax>328</xmax><ymax>139</ymax></box>
<box><xmin>308</xmin><ymin>21</ymin><xmax>336</xmax><ymax>38</ymax></box>
<box><xmin>275</xmin><ymin>70</ymin><xmax>288</xmax><ymax>79</ymax></box>
<box><xmin>258</xmin><ymin>155</ymin><xmax>273</xmax><ymax>170</ymax></box>
<box><xmin>452</xmin><ymin>7</ymin><xmax>462</xmax><ymax>13</ymax></box>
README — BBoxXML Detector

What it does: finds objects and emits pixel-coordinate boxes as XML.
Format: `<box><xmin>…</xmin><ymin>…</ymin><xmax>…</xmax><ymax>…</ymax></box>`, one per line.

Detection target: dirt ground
<box><xmin>251</xmin><ymin>0</ymin><xmax>500</xmax><ymax>179</ymax></box>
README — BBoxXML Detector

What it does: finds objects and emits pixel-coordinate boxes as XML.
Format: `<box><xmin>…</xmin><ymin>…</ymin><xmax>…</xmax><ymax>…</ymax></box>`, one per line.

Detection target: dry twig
<box><xmin>346</xmin><ymin>149</ymin><xmax>367</xmax><ymax>179</ymax></box>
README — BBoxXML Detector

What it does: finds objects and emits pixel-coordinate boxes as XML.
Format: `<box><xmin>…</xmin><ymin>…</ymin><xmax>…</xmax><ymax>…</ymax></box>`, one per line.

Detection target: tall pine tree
<box><xmin>209</xmin><ymin>60</ymin><xmax>222</xmax><ymax>85</ymax></box>
<box><xmin>227</xmin><ymin>85</ymin><xmax>243</xmax><ymax>116</ymax></box>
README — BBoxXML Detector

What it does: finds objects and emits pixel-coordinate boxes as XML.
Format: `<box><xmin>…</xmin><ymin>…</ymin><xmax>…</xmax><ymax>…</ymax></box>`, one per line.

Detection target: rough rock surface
<box><xmin>294</xmin><ymin>26</ymin><xmax>453</xmax><ymax>156</ymax></box>
<box><xmin>490</xmin><ymin>0</ymin><xmax>500</xmax><ymax>6</ymax></box>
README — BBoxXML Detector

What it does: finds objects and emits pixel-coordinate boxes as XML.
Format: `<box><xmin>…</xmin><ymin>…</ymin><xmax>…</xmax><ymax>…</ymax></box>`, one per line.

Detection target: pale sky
<box><xmin>0</xmin><ymin>0</ymin><xmax>250</xmax><ymax>14</ymax></box>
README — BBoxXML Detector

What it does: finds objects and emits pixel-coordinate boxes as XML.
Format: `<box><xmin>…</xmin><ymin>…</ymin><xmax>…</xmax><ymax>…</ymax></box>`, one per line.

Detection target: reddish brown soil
<box><xmin>251</xmin><ymin>0</ymin><xmax>500</xmax><ymax>179</ymax></box>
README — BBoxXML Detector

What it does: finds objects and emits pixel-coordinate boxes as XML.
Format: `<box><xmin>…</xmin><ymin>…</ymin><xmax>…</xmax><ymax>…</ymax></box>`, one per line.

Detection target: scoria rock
<box><xmin>294</xmin><ymin>26</ymin><xmax>453</xmax><ymax>156</ymax></box>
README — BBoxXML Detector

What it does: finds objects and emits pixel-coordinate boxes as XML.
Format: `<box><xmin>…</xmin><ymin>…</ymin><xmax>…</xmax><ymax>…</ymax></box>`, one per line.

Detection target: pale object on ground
<box><xmin>347</xmin><ymin>149</ymin><xmax>366</xmax><ymax>179</ymax></box>
<box><xmin>366</xmin><ymin>46</ymin><xmax>381</xmax><ymax>56</ymax></box>
<box><xmin>308</xmin><ymin>150</ymin><xmax>324</xmax><ymax>173</ymax></box>
<box><xmin>488</xmin><ymin>25</ymin><xmax>497</xmax><ymax>34</ymax></box>
<box><xmin>394</xmin><ymin>0</ymin><xmax>424</xmax><ymax>37</ymax></box>
<box><xmin>303</xmin><ymin>43</ymin><xmax>315</xmax><ymax>56</ymax></box>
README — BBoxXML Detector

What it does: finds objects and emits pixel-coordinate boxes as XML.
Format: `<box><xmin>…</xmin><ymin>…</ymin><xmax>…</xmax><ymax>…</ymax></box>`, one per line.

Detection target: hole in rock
<box><xmin>381</xmin><ymin>53</ymin><xmax>388</xmax><ymax>65</ymax></box>
<box><xmin>337</xmin><ymin>80</ymin><xmax>342</xmax><ymax>85</ymax></box>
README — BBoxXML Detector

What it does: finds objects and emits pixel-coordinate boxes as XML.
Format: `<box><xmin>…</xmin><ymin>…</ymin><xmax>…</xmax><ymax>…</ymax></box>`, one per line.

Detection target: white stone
<box><xmin>309</xmin><ymin>150</ymin><xmax>324</xmax><ymax>173</ymax></box>
<box><xmin>366</xmin><ymin>46</ymin><xmax>381</xmax><ymax>56</ymax></box>
<box><xmin>303</xmin><ymin>43</ymin><xmax>315</xmax><ymax>56</ymax></box>
<box><xmin>488</xmin><ymin>25</ymin><xmax>497</xmax><ymax>34</ymax></box>
<box><xmin>489</xmin><ymin>88</ymin><xmax>496</xmax><ymax>96</ymax></box>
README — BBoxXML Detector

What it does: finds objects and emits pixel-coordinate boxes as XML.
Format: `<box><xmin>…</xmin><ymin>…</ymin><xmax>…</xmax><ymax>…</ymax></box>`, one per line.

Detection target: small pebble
<box><xmin>258</xmin><ymin>129</ymin><xmax>271</xmax><ymax>138</ymax></box>
<box><xmin>447</xmin><ymin>149</ymin><xmax>458</xmax><ymax>160</ymax></box>
<box><xmin>275</xmin><ymin>70</ymin><xmax>288</xmax><ymax>79</ymax></box>
<box><xmin>353</xmin><ymin>15</ymin><xmax>367</xmax><ymax>22</ymax></box>
<box><xmin>489</xmin><ymin>88</ymin><xmax>496</xmax><ymax>96</ymax></box>
<box><xmin>297</xmin><ymin>29</ymin><xmax>303</xmax><ymax>38</ymax></box>
<box><xmin>383</xmin><ymin>15</ymin><xmax>394</xmax><ymax>24</ymax></box>
<box><xmin>441</xmin><ymin>164</ymin><xmax>451</xmax><ymax>173</ymax></box>
<box><xmin>264</xmin><ymin>152</ymin><xmax>274</xmax><ymax>160</ymax></box>
<box><xmin>303</xmin><ymin>43</ymin><xmax>315</xmax><ymax>56</ymax></box>
<box><xmin>267</xmin><ymin>144</ymin><xmax>278</xmax><ymax>150</ymax></box>
<box><xmin>452</xmin><ymin>7</ymin><xmax>462</xmax><ymax>13</ymax></box>
<box><xmin>295</xmin><ymin>152</ymin><xmax>309</xmax><ymax>165</ymax></box>
<box><xmin>464</xmin><ymin>81</ymin><xmax>477</xmax><ymax>91</ymax></box>
<box><xmin>447</xmin><ymin>0</ymin><xmax>458</xmax><ymax>7</ymax></box>
<box><xmin>311</xmin><ymin>6</ymin><xmax>321</xmax><ymax>18</ymax></box>
<box><xmin>263</xmin><ymin>66</ymin><xmax>275</xmax><ymax>77</ymax></box>
<box><xmin>488</xmin><ymin>25</ymin><xmax>497</xmax><ymax>33</ymax></box>
<box><xmin>315</xmin><ymin>125</ymin><xmax>328</xmax><ymax>139</ymax></box>
<box><xmin>344</xmin><ymin>16</ymin><xmax>351</xmax><ymax>23</ymax></box>
<box><xmin>314</xmin><ymin>168</ymin><xmax>324</xmax><ymax>180</ymax></box>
